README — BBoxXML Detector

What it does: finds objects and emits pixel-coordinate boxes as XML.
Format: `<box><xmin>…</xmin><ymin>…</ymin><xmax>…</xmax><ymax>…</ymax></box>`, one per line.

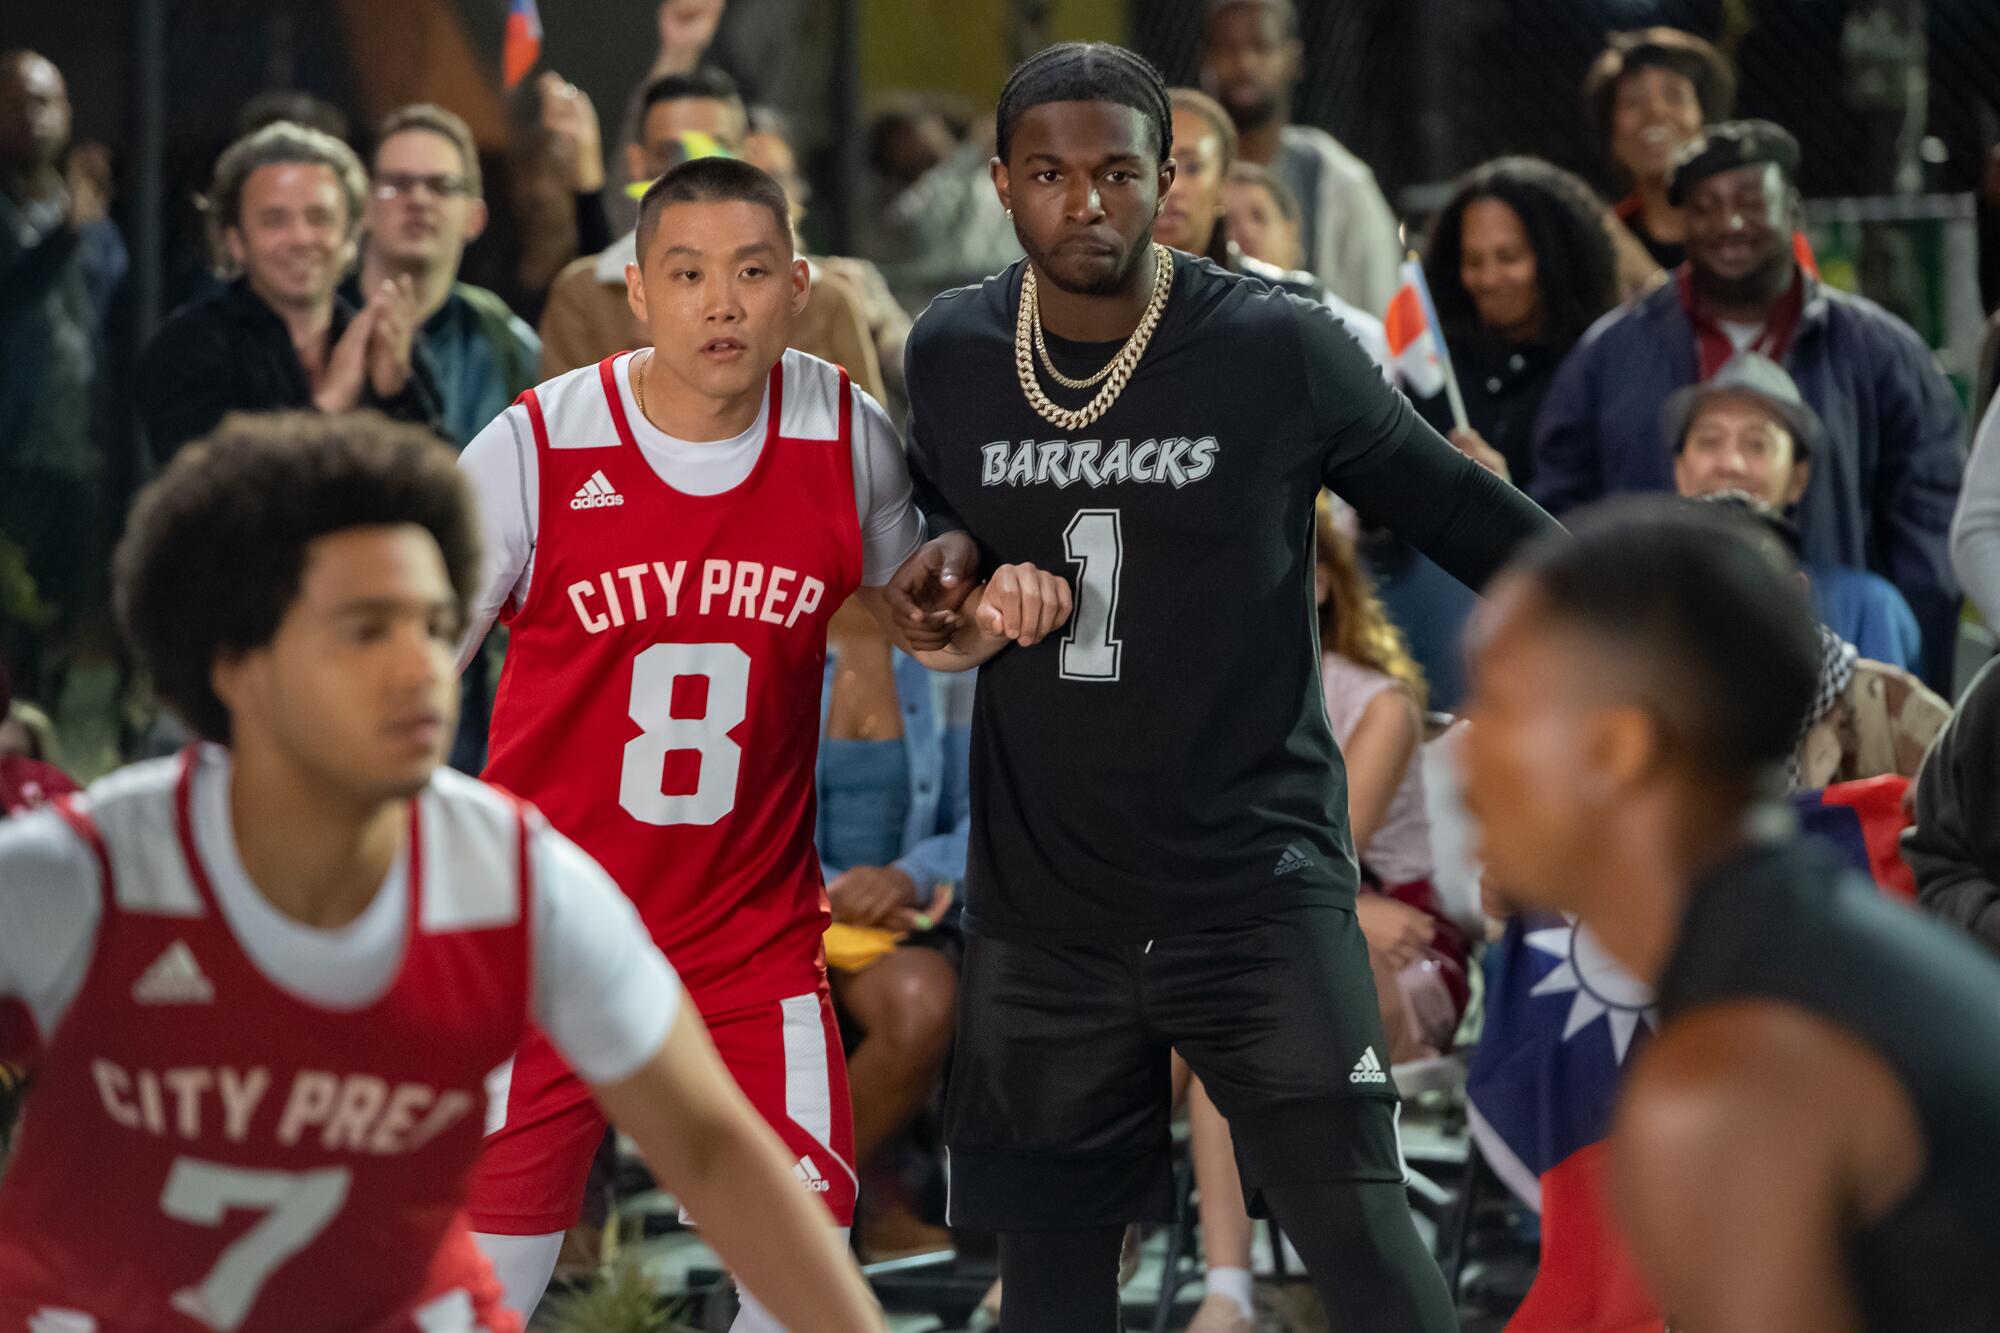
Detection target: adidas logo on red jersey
<box><xmin>570</xmin><ymin>470</ymin><xmax>625</xmax><ymax>510</ymax></box>
<box><xmin>793</xmin><ymin>1156</ymin><xmax>832</xmax><ymax>1193</ymax></box>
<box><xmin>132</xmin><ymin>940</ymin><xmax>214</xmax><ymax>1005</ymax></box>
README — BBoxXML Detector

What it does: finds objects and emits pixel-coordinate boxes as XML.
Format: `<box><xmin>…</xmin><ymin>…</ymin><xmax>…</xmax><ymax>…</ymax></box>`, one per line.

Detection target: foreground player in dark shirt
<box><xmin>892</xmin><ymin>42</ymin><xmax>1558</xmax><ymax>1331</ymax></box>
<box><xmin>1460</xmin><ymin>497</ymin><xmax>2000</xmax><ymax>1332</ymax></box>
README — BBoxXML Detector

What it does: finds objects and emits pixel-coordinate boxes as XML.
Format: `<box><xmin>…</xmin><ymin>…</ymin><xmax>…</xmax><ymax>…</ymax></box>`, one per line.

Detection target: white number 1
<box><xmin>159</xmin><ymin>1158</ymin><xmax>351</xmax><ymax>1331</ymax></box>
<box><xmin>1061</xmin><ymin>510</ymin><xmax>1124</xmax><ymax>682</ymax></box>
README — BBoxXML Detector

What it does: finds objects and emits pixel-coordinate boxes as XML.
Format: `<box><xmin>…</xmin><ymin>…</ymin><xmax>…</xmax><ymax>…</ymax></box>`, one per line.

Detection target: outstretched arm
<box><xmin>1298</xmin><ymin>297</ymin><xmax>1562</xmax><ymax>592</ymax></box>
<box><xmin>595</xmin><ymin>1008</ymin><xmax>886</xmax><ymax>1332</ymax></box>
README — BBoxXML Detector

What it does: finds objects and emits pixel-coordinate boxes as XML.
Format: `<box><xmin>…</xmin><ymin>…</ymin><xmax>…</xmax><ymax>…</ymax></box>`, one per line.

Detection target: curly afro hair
<box><xmin>115</xmin><ymin>411</ymin><xmax>480</xmax><ymax>743</ymax></box>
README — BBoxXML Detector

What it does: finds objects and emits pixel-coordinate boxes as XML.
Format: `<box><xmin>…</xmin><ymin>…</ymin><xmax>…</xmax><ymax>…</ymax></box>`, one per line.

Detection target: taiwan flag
<box><xmin>1791</xmin><ymin>773</ymin><xmax>1915</xmax><ymax>900</ymax></box>
<box><xmin>1467</xmin><ymin>913</ymin><xmax>1664</xmax><ymax>1333</ymax></box>
<box><xmin>503</xmin><ymin>0</ymin><xmax>543</xmax><ymax>90</ymax></box>
<box><xmin>1465</xmin><ymin>777</ymin><xmax>1915</xmax><ymax>1330</ymax></box>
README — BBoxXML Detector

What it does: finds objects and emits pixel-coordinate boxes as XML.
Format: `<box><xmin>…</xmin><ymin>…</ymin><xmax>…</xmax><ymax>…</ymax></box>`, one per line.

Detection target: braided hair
<box><xmin>995</xmin><ymin>42</ymin><xmax>1173</xmax><ymax>167</ymax></box>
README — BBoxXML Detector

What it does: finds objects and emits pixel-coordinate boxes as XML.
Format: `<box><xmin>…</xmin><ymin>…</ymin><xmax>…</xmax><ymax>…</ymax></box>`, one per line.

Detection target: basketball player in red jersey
<box><xmin>0</xmin><ymin>415</ymin><xmax>886</xmax><ymax>1333</ymax></box>
<box><xmin>458</xmin><ymin>156</ymin><xmax>1070</xmax><ymax>1323</ymax></box>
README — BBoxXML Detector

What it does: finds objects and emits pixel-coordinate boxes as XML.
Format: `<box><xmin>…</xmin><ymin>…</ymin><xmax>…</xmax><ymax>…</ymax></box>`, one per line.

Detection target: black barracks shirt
<box><xmin>905</xmin><ymin>252</ymin><xmax>1560</xmax><ymax>942</ymax></box>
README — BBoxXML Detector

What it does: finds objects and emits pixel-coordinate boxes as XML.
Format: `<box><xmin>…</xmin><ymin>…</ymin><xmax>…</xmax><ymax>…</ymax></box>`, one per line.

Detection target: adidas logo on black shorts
<box><xmin>1349</xmin><ymin>1047</ymin><xmax>1388</xmax><ymax>1085</ymax></box>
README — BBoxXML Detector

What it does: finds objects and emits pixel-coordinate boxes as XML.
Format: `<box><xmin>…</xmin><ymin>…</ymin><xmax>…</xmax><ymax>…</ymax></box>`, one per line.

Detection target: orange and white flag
<box><xmin>1383</xmin><ymin>258</ymin><xmax>1449</xmax><ymax>399</ymax></box>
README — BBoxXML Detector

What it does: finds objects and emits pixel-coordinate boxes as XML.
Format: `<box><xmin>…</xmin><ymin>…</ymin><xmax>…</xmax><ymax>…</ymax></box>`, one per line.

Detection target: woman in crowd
<box><xmin>815</xmin><ymin>595</ymin><xmax>972</xmax><ymax>1261</ymax></box>
<box><xmin>1583</xmin><ymin>26</ymin><xmax>1736</xmax><ymax>271</ymax></box>
<box><xmin>1223</xmin><ymin>161</ymin><xmax>1307</xmax><ymax>276</ymax></box>
<box><xmin>1178</xmin><ymin>506</ymin><xmax>1466</xmax><ymax>1333</ymax></box>
<box><xmin>1420</xmin><ymin>156</ymin><xmax>1620</xmax><ymax>489</ymax></box>
<box><xmin>1367</xmin><ymin>156</ymin><xmax>1619</xmax><ymax>709</ymax></box>
<box><xmin>1312</xmin><ymin>506</ymin><xmax>1468</xmax><ymax>1063</ymax></box>
<box><xmin>1157</xmin><ymin>89</ymin><xmax>1388</xmax><ymax>368</ymax></box>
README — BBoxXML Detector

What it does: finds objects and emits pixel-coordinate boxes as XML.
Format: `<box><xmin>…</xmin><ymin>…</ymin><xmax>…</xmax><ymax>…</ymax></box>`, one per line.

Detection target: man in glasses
<box><xmin>352</xmin><ymin>103</ymin><xmax>540</xmax><ymax>453</ymax></box>
<box><xmin>347</xmin><ymin>105</ymin><xmax>546</xmax><ymax>777</ymax></box>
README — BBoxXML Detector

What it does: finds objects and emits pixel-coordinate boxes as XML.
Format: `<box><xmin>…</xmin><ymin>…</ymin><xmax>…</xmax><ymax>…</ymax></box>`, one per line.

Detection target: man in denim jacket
<box><xmin>814</xmin><ymin>632</ymin><xmax>972</xmax><ymax>1256</ymax></box>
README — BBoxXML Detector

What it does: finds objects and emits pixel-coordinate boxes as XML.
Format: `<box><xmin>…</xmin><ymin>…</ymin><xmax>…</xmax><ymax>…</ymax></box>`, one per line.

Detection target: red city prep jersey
<box><xmin>0</xmin><ymin>753</ymin><xmax>530</xmax><ymax>1333</ymax></box>
<box><xmin>484</xmin><ymin>350</ymin><xmax>863</xmax><ymax>1013</ymax></box>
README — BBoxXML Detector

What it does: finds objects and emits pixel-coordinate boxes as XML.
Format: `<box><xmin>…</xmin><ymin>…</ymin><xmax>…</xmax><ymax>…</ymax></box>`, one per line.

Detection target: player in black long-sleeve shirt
<box><xmin>1459</xmin><ymin>498</ymin><xmax>2000</xmax><ymax>1332</ymax></box>
<box><xmin>884</xmin><ymin>42</ymin><xmax>1559</xmax><ymax>1331</ymax></box>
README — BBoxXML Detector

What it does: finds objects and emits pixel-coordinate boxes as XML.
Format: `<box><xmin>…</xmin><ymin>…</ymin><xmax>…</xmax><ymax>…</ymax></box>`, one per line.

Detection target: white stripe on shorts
<box><xmin>780</xmin><ymin>992</ymin><xmax>856</xmax><ymax>1189</ymax></box>
<box><xmin>482</xmin><ymin>1057</ymin><xmax>515</xmax><ymax>1137</ymax></box>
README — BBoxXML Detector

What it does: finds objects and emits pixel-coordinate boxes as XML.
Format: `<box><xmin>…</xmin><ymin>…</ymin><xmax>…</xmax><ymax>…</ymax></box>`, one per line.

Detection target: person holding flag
<box><xmin>1405</xmin><ymin>158</ymin><xmax>1621</xmax><ymax>492</ymax></box>
<box><xmin>1367</xmin><ymin>159</ymin><xmax>1621</xmax><ymax>710</ymax></box>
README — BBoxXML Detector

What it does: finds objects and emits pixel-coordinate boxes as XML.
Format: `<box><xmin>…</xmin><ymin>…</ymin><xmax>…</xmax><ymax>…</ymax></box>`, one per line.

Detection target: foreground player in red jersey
<box><xmin>0</xmin><ymin>414</ymin><xmax>885</xmax><ymax>1332</ymax></box>
<box><xmin>458</xmin><ymin>156</ymin><xmax>1068</xmax><ymax>1323</ymax></box>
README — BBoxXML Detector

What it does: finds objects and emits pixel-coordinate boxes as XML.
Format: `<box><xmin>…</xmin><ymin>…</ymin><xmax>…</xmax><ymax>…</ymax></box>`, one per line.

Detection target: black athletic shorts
<box><xmin>943</xmin><ymin>903</ymin><xmax>1405</xmax><ymax>1231</ymax></box>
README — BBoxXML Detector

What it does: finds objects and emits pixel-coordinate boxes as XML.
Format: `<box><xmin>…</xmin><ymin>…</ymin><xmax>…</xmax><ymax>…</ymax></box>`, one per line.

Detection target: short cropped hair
<box><xmin>1509</xmin><ymin>495</ymin><xmax>1819</xmax><ymax>782</ymax></box>
<box><xmin>114</xmin><ymin>412</ymin><xmax>481</xmax><ymax>743</ymax></box>
<box><xmin>996</xmin><ymin>42</ymin><xmax>1172</xmax><ymax>166</ymax></box>
<box><xmin>634</xmin><ymin>155</ymin><xmax>791</xmax><ymax>263</ymax></box>
<box><xmin>205</xmin><ymin>120</ymin><xmax>368</xmax><ymax>274</ymax></box>
<box><xmin>375</xmin><ymin>102</ymin><xmax>482</xmax><ymax>197</ymax></box>
<box><xmin>629</xmin><ymin>66</ymin><xmax>747</xmax><ymax>148</ymax></box>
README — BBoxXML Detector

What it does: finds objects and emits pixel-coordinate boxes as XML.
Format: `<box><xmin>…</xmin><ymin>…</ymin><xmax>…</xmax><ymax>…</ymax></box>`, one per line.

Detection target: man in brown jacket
<box><xmin>537</xmin><ymin>68</ymin><xmax>886</xmax><ymax>403</ymax></box>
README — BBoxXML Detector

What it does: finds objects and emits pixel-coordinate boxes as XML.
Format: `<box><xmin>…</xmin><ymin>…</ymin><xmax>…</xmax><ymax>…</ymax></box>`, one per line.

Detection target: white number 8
<box><xmin>619</xmin><ymin>642</ymin><xmax>751</xmax><ymax>826</ymax></box>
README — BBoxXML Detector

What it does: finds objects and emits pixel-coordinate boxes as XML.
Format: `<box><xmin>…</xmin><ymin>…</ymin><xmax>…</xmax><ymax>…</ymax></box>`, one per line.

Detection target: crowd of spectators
<box><xmin>7</xmin><ymin>3</ymin><xmax>2000</xmax><ymax>1326</ymax></box>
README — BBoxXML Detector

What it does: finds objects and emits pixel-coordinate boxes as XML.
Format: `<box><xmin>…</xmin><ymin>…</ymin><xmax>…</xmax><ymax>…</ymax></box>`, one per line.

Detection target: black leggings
<box><xmin>995</xmin><ymin>1182</ymin><xmax>1456</xmax><ymax>1333</ymax></box>
<box><xmin>997</xmin><ymin>1226</ymin><xmax>1125</xmax><ymax>1333</ymax></box>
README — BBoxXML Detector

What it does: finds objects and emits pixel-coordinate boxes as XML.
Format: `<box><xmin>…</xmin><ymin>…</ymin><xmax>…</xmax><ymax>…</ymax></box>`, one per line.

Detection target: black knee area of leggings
<box><xmin>997</xmin><ymin>1226</ymin><xmax>1126</xmax><ymax>1333</ymax></box>
<box><xmin>1261</xmin><ymin>1180</ymin><xmax>1458</xmax><ymax>1333</ymax></box>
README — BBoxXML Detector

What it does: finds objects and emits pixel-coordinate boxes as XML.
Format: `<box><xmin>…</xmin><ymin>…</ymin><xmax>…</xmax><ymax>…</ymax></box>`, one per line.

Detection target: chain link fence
<box><xmin>1134</xmin><ymin>0</ymin><xmax>2000</xmax><ymax>375</ymax></box>
<box><xmin>1133</xmin><ymin>0</ymin><xmax>2000</xmax><ymax>205</ymax></box>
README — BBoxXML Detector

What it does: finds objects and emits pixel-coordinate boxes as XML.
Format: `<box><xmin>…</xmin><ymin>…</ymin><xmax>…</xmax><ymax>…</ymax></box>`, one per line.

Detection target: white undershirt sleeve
<box><xmin>456</xmin><ymin>404</ymin><xmax>541</xmax><ymax>672</ymax></box>
<box><xmin>528</xmin><ymin>822</ymin><xmax>683</xmax><ymax>1086</ymax></box>
<box><xmin>850</xmin><ymin>385</ymin><xmax>925</xmax><ymax>587</ymax></box>
<box><xmin>0</xmin><ymin>810</ymin><xmax>103</xmax><ymax>1043</ymax></box>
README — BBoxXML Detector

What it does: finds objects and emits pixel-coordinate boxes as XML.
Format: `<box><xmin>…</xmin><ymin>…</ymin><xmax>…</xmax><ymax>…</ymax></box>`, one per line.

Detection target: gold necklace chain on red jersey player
<box><xmin>632</xmin><ymin>349</ymin><xmax>655</xmax><ymax>426</ymax></box>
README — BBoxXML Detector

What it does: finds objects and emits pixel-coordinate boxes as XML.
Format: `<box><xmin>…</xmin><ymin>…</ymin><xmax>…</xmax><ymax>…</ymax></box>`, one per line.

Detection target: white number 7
<box><xmin>159</xmin><ymin>1158</ymin><xmax>351</xmax><ymax>1331</ymax></box>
